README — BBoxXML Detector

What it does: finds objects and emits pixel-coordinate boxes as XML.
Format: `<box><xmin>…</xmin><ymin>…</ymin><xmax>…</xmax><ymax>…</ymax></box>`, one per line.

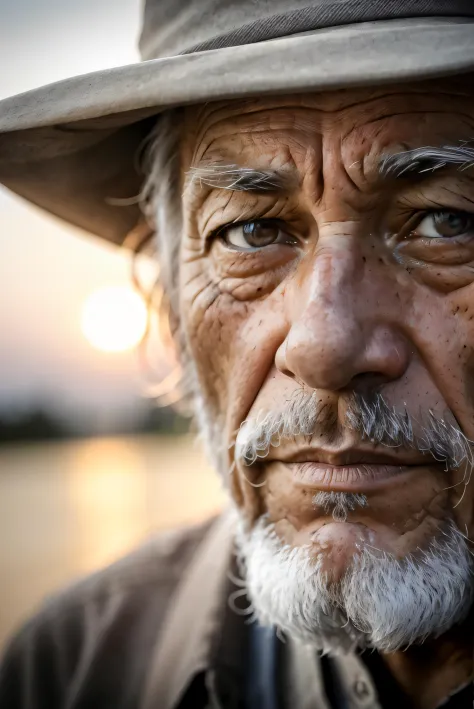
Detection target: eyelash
<box><xmin>406</xmin><ymin>208</ymin><xmax>474</xmax><ymax>236</ymax></box>
<box><xmin>209</xmin><ymin>217</ymin><xmax>285</xmax><ymax>242</ymax></box>
<box><xmin>209</xmin><ymin>207</ymin><xmax>474</xmax><ymax>249</ymax></box>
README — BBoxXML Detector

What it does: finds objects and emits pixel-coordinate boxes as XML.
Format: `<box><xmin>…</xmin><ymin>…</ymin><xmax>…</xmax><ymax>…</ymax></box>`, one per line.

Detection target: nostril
<box><xmin>351</xmin><ymin>372</ymin><xmax>389</xmax><ymax>390</ymax></box>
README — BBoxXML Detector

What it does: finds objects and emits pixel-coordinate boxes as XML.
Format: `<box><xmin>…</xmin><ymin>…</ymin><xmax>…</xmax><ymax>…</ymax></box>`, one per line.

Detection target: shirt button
<box><xmin>353</xmin><ymin>679</ymin><xmax>371</xmax><ymax>700</ymax></box>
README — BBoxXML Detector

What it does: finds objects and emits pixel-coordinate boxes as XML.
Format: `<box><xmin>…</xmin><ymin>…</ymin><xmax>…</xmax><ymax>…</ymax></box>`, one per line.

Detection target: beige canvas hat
<box><xmin>0</xmin><ymin>0</ymin><xmax>474</xmax><ymax>248</ymax></box>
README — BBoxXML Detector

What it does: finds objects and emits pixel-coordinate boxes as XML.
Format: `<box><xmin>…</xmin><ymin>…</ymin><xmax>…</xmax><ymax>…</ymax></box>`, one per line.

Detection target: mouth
<box><xmin>270</xmin><ymin>447</ymin><xmax>431</xmax><ymax>493</ymax></box>
<box><xmin>290</xmin><ymin>461</ymin><xmax>416</xmax><ymax>491</ymax></box>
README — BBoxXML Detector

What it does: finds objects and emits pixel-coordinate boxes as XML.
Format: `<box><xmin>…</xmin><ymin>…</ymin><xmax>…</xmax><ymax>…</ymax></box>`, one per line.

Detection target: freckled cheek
<box><xmin>412</xmin><ymin>267</ymin><xmax>474</xmax><ymax>294</ymax></box>
<box><xmin>409</xmin><ymin>288</ymin><xmax>474</xmax><ymax>439</ymax></box>
<box><xmin>183</xmin><ymin>293</ymin><xmax>247</xmax><ymax>401</ymax></box>
<box><xmin>181</xmin><ymin>256</ymin><xmax>289</xmax><ymax>411</ymax></box>
<box><xmin>182</xmin><ymin>292</ymin><xmax>274</xmax><ymax>428</ymax></box>
<box><xmin>210</xmin><ymin>244</ymin><xmax>300</xmax><ymax>299</ymax></box>
<box><xmin>452</xmin><ymin>293</ymin><xmax>474</xmax><ymax>409</ymax></box>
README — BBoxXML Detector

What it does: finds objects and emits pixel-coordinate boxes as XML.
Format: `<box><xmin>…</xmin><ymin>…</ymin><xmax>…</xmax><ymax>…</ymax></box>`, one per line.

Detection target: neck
<box><xmin>380</xmin><ymin>613</ymin><xmax>473</xmax><ymax>709</ymax></box>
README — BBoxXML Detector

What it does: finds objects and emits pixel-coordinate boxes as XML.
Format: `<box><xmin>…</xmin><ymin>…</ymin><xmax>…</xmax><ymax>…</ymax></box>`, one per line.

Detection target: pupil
<box><xmin>435</xmin><ymin>212</ymin><xmax>470</xmax><ymax>236</ymax></box>
<box><xmin>243</xmin><ymin>221</ymin><xmax>278</xmax><ymax>246</ymax></box>
<box><xmin>447</xmin><ymin>215</ymin><xmax>461</xmax><ymax>228</ymax></box>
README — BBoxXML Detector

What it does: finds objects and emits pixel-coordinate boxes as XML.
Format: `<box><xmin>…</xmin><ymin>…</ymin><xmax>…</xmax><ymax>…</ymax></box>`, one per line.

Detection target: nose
<box><xmin>275</xmin><ymin>240</ymin><xmax>410</xmax><ymax>392</ymax></box>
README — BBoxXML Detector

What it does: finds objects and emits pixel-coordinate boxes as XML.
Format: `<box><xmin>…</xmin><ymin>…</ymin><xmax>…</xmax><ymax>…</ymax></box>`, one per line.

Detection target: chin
<box><xmin>235</xmin><ymin>515</ymin><xmax>474</xmax><ymax>655</ymax></box>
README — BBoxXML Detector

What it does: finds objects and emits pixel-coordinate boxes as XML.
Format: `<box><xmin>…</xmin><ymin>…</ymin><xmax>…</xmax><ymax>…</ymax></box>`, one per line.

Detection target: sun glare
<box><xmin>81</xmin><ymin>286</ymin><xmax>148</xmax><ymax>353</ymax></box>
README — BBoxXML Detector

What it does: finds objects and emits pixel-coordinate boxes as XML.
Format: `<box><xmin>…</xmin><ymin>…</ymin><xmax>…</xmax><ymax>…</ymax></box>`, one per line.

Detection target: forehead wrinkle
<box><xmin>182</xmin><ymin>98</ymin><xmax>474</xmax><ymax>220</ymax></box>
<box><xmin>191</xmin><ymin>121</ymin><xmax>315</xmax><ymax>171</ymax></box>
<box><xmin>336</xmin><ymin>109</ymin><xmax>474</xmax><ymax>186</ymax></box>
<box><xmin>187</xmin><ymin>88</ymin><xmax>474</xmax><ymax>163</ymax></box>
<box><xmin>185</xmin><ymin>78</ymin><xmax>474</xmax><ymax>137</ymax></box>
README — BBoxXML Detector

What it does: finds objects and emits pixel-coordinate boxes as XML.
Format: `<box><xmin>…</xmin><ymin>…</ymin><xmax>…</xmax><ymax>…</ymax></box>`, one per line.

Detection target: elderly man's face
<box><xmin>178</xmin><ymin>80</ymin><xmax>474</xmax><ymax>650</ymax></box>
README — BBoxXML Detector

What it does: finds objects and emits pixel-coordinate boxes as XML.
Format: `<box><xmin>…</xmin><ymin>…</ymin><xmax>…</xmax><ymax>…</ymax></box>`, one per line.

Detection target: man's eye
<box><xmin>412</xmin><ymin>211</ymin><xmax>474</xmax><ymax>239</ymax></box>
<box><xmin>220</xmin><ymin>220</ymin><xmax>297</xmax><ymax>250</ymax></box>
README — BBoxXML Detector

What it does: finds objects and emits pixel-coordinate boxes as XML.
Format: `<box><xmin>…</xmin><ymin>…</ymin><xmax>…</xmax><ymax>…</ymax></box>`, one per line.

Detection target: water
<box><xmin>0</xmin><ymin>434</ymin><xmax>226</xmax><ymax>650</ymax></box>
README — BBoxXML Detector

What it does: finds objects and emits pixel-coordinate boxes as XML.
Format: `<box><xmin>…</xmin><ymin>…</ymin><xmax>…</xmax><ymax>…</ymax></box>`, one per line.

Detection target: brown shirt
<box><xmin>0</xmin><ymin>511</ymin><xmax>470</xmax><ymax>709</ymax></box>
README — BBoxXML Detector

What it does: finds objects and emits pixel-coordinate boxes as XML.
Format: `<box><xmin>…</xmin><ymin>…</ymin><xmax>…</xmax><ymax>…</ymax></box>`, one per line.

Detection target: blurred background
<box><xmin>0</xmin><ymin>0</ymin><xmax>225</xmax><ymax>649</ymax></box>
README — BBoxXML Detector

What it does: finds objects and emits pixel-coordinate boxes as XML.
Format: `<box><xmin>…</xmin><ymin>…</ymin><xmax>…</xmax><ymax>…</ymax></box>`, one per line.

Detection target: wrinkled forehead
<box><xmin>181</xmin><ymin>77</ymin><xmax>474</xmax><ymax>173</ymax></box>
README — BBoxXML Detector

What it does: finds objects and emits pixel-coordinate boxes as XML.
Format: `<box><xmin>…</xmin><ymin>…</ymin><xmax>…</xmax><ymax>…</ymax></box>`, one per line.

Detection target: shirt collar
<box><xmin>141</xmin><ymin>509</ymin><xmax>474</xmax><ymax>709</ymax></box>
<box><xmin>142</xmin><ymin>509</ymin><xmax>246</xmax><ymax>709</ymax></box>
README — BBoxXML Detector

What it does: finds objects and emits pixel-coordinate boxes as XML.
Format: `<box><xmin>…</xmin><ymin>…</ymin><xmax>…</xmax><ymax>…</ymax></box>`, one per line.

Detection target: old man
<box><xmin>0</xmin><ymin>2</ymin><xmax>474</xmax><ymax>708</ymax></box>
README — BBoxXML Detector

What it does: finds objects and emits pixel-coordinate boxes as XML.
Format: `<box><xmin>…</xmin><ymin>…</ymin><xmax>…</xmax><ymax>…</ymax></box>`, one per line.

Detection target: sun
<box><xmin>81</xmin><ymin>286</ymin><xmax>148</xmax><ymax>353</ymax></box>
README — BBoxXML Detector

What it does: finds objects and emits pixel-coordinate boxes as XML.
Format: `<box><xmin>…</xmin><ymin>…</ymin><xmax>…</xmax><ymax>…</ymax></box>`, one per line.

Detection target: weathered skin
<box><xmin>179</xmin><ymin>79</ymin><xmax>474</xmax><ymax>708</ymax></box>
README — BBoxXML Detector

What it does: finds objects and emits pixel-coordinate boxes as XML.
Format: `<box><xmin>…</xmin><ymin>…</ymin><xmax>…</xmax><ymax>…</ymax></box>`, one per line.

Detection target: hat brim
<box><xmin>1</xmin><ymin>17</ymin><xmax>474</xmax><ymax>246</ymax></box>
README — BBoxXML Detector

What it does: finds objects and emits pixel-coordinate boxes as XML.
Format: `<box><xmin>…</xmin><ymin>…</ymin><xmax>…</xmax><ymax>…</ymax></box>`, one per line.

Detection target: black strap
<box><xmin>244</xmin><ymin>624</ymin><xmax>281</xmax><ymax>709</ymax></box>
<box><xmin>320</xmin><ymin>656</ymin><xmax>351</xmax><ymax>709</ymax></box>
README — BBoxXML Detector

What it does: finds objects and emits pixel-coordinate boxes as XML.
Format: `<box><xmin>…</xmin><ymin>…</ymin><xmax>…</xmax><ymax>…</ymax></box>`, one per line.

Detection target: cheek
<box><xmin>406</xmin><ymin>285</ymin><xmax>474</xmax><ymax>529</ymax></box>
<box><xmin>409</xmin><ymin>285</ymin><xmax>474</xmax><ymax>439</ymax></box>
<box><xmin>182</xmin><ymin>287</ymin><xmax>246</xmax><ymax>408</ymax></box>
<box><xmin>180</xmin><ymin>258</ymin><xmax>288</xmax><ymax>426</ymax></box>
<box><xmin>182</xmin><ymin>270</ymin><xmax>290</xmax><ymax>513</ymax></box>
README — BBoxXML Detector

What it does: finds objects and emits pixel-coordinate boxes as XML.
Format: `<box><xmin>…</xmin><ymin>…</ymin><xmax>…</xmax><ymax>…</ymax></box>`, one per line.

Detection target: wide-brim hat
<box><xmin>1</xmin><ymin>1</ymin><xmax>474</xmax><ymax>248</ymax></box>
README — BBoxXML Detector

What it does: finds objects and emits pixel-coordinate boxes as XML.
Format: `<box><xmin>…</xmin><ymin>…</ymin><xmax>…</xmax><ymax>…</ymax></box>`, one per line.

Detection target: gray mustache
<box><xmin>235</xmin><ymin>390</ymin><xmax>474</xmax><ymax>475</ymax></box>
<box><xmin>347</xmin><ymin>392</ymin><xmax>473</xmax><ymax>472</ymax></box>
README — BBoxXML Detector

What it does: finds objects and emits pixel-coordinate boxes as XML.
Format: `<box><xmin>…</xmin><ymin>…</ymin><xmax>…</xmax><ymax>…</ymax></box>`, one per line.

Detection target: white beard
<box><xmin>236</xmin><ymin>517</ymin><xmax>474</xmax><ymax>654</ymax></box>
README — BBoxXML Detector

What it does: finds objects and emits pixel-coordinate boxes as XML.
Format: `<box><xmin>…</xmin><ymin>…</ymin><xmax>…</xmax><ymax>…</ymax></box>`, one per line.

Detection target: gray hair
<box><xmin>234</xmin><ymin>389</ymin><xmax>474</xmax><ymax>506</ymax></box>
<box><xmin>141</xmin><ymin>114</ymin><xmax>474</xmax><ymax>317</ymax></box>
<box><xmin>141</xmin><ymin>110</ymin><xmax>183</xmax><ymax>315</ymax></box>
<box><xmin>139</xmin><ymin>114</ymin><xmax>474</xmax><ymax>417</ymax></box>
<box><xmin>237</xmin><ymin>515</ymin><xmax>473</xmax><ymax>653</ymax></box>
<box><xmin>139</xmin><ymin>110</ymin><xmax>198</xmax><ymax>407</ymax></box>
<box><xmin>381</xmin><ymin>143</ymin><xmax>474</xmax><ymax>177</ymax></box>
<box><xmin>312</xmin><ymin>491</ymin><xmax>368</xmax><ymax>522</ymax></box>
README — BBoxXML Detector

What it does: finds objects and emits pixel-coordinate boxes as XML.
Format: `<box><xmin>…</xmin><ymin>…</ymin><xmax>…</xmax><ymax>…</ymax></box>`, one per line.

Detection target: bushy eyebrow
<box><xmin>186</xmin><ymin>144</ymin><xmax>474</xmax><ymax>196</ymax></box>
<box><xmin>186</xmin><ymin>164</ymin><xmax>295</xmax><ymax>193</ymax></box>
<box><xmin>379</xmin><ymin>143</ymin><xmax>474</xmax><ymax>179</ymax></box>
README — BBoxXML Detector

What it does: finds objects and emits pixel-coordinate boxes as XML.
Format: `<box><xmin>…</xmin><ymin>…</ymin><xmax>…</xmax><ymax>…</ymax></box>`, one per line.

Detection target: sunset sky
<box><xmin>0</xmin><ymin>0</ymin><xmax>161</xmax><ymax>423</ymax></box>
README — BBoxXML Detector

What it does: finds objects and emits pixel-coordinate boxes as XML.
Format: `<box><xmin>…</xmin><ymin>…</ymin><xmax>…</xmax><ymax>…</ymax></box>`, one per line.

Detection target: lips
<box><xmin>269</xmin><ymin>447</ymin><xmax>430</xmax><ymax>492</ymax></box>
<box><xmin>290</xmin><ymin>461</ymin><xmax>413</xmax><ymax>491</ymax></box>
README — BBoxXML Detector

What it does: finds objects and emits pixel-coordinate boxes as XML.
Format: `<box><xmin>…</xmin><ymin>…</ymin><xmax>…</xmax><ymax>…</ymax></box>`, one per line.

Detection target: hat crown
<box><xmin>139</xmin><ymin>0</ymin><xmax>474</xmax><ymax>60</ymax></box>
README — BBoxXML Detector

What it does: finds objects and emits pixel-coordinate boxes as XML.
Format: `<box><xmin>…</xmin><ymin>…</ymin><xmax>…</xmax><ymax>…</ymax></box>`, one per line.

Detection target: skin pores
<box><xmin>180</xmin><ymin>81</ymin><xmax>474</xmax><ymax>551</ymax></box>
<box><xmin>177</xmin><ymin>80</ymin><xmax>474</xmax><ymax>705</ymax></box>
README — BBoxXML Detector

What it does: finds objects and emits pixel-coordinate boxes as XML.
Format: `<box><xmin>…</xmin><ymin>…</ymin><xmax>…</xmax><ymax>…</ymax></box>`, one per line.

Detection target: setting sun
<box><xmin>81</xmin><ymin>286</ymin><xmax>148</xmax><ymax>353</ymax></box>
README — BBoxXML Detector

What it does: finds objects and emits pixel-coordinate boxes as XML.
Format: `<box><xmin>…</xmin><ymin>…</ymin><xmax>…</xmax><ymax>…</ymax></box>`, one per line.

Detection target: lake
<box><xmin>0</xmin><ymin>434</ymin><xmax>226</xmax><ymax>650</ymax></box>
